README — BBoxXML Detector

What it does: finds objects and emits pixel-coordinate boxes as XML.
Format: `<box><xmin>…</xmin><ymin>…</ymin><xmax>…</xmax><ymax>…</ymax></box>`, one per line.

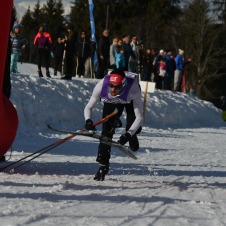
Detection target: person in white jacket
<box><xmin>128</xmin><ymin>36</ymin><xmax>140</xmax><ymax>73</ymax></box>
<box><xmin>109</xmin><ymin>37</ymin><xmax>119</xmax><ymax>69</ymax></box>
<box><xmin>84</xmin><ymin>68</ymin><xmax>143</xmax><ymax>181</ymax></box>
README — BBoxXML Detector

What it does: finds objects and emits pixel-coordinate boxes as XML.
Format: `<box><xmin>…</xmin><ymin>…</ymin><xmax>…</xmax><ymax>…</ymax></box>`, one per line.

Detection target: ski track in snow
<box><xmin>0</xmin><ymin>65</ymin><xmax>226</xmax><ymax>225</ymax></box>
<box><xmin>1</xmin><ymin>128</ymin><xmax>226</xmax><ymax>226</ymax></box>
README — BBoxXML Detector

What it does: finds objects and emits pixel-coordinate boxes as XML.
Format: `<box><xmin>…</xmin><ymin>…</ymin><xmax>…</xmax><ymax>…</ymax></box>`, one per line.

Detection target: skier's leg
<box><xmin>124</xmin><ymin>101</ymin><xmax>141</xmax><ymax>152</ymax></box>
<box><xmin>94</xmin><ymin>103</ymin><xmax>124</xmax><ymax>180</ymax></box>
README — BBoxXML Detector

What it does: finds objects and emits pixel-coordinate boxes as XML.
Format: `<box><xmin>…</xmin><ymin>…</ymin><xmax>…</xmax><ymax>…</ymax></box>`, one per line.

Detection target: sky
<box><xmin>14</xmin><ymin>0</ymin><xmax>72</xmax><ymax>21</ymax></box>
<box><xmin>0</xmin><ymin>63</ymin><xmax>226</xmax><ymax>226</ymax></box>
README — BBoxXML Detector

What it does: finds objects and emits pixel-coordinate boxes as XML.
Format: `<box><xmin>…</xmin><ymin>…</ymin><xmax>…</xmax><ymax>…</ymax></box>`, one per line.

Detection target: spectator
<box><xmin>52</xmin><ymin>35</ymin><xmax>65</xmax><ymax>76</ymax></box>
<box><xmin>170</xmin><ymin>52</ymin><xmax>176</xmax><ymax>88</ymax></box>
<box><xmin>122</xmin><ymin>36</ymin><xmax>135</xmax><ymax>71</ymax></box>
<box><xmin>141</xmin><ymin>49</ymin><xmax>152</xmax><ymax>81</ymax></box>
<box><xmin>174</xmin><ymin>49</ymin><xmax>185</xmax><ymax>91</ymax></box>
<box><xmin>157</xmin><ymin>58</ymin><xmax>166</xmax><ymax>89</ymax></box>
<box><xmin>150</xmin><ymin>48</ymin><xmax>158</xmax><ymax>82</ymax></box>
<box><xmin>109</xmin><ymin>37</ymin><xmax>119</xmax><ymax>69</ymax></box>
<box><xmin>75</xmin><ymin>31</ymin><xmax>91</xmax><ymax>78</ymax></box>
<box><xmin>34</xmin><ymin>24</ymin><xmax>52</xmax><ymax>77</ymax></box>
<box><xmin>61</xmin><ymin>24</ymin><xmax>77</xmax><ymax>80</ymax></box>
<box><xmin>128</xmin><ymin>36</ymin><xmax>139</xmax><ymax>73</ymax></box>
<box><xmin>155</xmin><ymin>49</ymin><xmax>165</xmax><ymax>89</ymax></box>
<box><xmin>115</xmin><ymin>47</ymin><xmax>125</xmax><ymax>69</ymax></box>
<box><xmin>117</xmin><ymin>39</ymin><xmax>123</xmax><ymax>50</ymax></box>
<box><xmin>84</xmin><ymin>68</ymin><xmax>143</xmax><ymax>181</ymax></box>
<box><xmin>96</xmin><ymin>29</ymin><xmax>110</xmax><ymax>79</ymax></box>
<box><xmin>10</xmin><ymin>21</ymin><xmax>27</xmax><ymax>74</ymax></box>
<box><xmin>165</xmin><ymin>51</ymin><xmax>175</xmax><ymax>90</ymax></box>
<box><xmin>139</xmin><ymin>44</ymin><xmax>145</xmax><ymax>75</ymax></box>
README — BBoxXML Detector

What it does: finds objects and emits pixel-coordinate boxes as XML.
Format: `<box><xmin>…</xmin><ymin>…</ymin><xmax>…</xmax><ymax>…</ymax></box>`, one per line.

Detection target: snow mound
<box><xmin>10</xmin><ymin>63</ymin><xmax>224</xmax><ymax>136</ymax></box>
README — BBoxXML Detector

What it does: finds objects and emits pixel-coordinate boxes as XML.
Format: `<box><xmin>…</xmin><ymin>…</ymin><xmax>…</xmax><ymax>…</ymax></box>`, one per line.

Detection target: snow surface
<box><xmin>1</xmin><ymin>63</ymin><xmax>226</xmax><ymax>226</ymax></box>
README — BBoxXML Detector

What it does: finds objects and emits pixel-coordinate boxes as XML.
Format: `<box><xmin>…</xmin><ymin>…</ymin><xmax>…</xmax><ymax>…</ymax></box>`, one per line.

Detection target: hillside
<box><xmin>11</xmin><ymin>64</ymin><xmax>224</xmax><ymax>135</ymax></box>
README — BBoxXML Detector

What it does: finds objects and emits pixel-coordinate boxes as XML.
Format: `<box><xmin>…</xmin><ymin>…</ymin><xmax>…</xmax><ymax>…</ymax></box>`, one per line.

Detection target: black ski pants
<box><xmin>96</xmin><ymin>101</ymin><xmax>137</xmax><ymax>166</ymax></box>
<box><xmin>37</xmin><ymin>48</ymin><xmax>50</xmax><ymax>71</ymax></box>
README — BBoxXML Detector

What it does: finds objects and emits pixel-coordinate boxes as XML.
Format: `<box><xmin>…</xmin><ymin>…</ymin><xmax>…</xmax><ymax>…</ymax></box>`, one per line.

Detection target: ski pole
<box><xmin>0</xmin><ymin>109</ymin><xmax>118</xmax><ymax>172</ymax></box>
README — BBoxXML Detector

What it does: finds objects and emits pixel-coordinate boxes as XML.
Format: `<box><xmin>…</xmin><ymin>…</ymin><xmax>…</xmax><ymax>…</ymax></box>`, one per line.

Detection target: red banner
<box><xmin>0</xmin><ymin>1</ymin><xmax>18</xmax><ymax>157</ymax></box>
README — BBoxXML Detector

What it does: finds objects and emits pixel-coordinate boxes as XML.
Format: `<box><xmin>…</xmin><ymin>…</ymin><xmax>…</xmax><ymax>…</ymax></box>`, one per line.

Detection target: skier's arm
<box><xmin>127</xmin><ymin>82</ymin><xmax>143</xmax><ymax>136</ymax></box>
<box><xmin>84</xmin><ymin>80</ymin><xmax>103</xmax><ymax>120</ymax></box>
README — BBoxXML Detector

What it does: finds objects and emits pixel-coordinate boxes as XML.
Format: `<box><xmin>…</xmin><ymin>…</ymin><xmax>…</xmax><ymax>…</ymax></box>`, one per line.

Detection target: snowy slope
<box><xmin>12</xmin><ymin>64</ymin><xmax>224</xmax><ymax>134</ymax></box>
<box><xmin>0</xmin><ymin>63</ymin><xmax>226</xmax><ymax>226</ymax></box>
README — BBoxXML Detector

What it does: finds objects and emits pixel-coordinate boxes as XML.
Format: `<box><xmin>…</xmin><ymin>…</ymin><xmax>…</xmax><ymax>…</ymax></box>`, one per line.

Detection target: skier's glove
<box><xmin>85</xmin><ymin>119</ymin><xmax>96</xmax><ymax>130</ymax></box>
<box><xmin>118</xmin><ymin>132</ymin><xmax>131</xmax><ymax>145</ymax></box>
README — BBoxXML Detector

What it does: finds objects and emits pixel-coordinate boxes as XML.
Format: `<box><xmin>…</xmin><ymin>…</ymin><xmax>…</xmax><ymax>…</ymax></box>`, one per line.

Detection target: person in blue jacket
<box><xmin>173</xmin><ymin>49</ymin><xmax>185</xmax><ymax>91</ymax></box>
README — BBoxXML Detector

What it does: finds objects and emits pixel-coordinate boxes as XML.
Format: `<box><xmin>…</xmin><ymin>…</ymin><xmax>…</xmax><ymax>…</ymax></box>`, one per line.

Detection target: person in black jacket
<box><xmin>96</xmin><ymin>29</ymin><xmax>110</xmax><ymax>79</ymax></box>
<box><xmin>61</xmin><ymin>24</ymin><xmax>77</xmax><ymax>80</ymax></box>
<box><xmin>75</xmin><ymin>31</ymin><xmax>91</xmax><ymax>77</ymax></box>
<box><xmin>141</xmin><ymin>49</ymin><xmax>153</xmax><ymax>81</ymax></box>
<box><xmin>52</xmin><ymin>35</ymin><xmax>65</xmax><ymax>76</ymax></box>
<box><xmin>122</xmin><ymin>36</ymin><xmax>135</xmax><ymax>71</ymax></box>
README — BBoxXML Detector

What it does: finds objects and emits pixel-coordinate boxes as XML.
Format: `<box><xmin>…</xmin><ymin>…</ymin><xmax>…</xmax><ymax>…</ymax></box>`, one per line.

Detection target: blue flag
<box><xmin>88</xmin><ymin>0</ymin><xmax>98</xmax><ymax>68</ymax></box>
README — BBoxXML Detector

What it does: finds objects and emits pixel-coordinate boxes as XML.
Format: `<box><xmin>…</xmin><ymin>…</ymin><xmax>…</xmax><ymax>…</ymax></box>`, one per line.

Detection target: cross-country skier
<box><xmin>84</xmin><ymin>68</ymin><xmax>143</xmax><ymax>181</ymax></box>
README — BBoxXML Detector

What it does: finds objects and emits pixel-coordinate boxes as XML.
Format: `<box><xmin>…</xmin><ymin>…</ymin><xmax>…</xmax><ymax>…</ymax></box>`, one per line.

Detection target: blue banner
<box><xmin>88</xmin><ymin>0</ymin><xmax>98</xmax><ymax>69</ymax></box>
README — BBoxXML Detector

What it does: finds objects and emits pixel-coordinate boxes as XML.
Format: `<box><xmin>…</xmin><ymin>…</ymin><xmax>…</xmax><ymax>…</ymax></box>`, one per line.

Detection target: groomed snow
<box><xmin>0</xmin><ymin>63</ymin><xmax>226</xmax><ymax>226</ymax></box>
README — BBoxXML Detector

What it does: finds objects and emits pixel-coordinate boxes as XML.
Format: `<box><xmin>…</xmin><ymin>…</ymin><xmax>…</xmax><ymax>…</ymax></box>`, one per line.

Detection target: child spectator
<box><xmin>115</xmin><ymin>48</ymin><xmax>125</xmax><ymax>69</ymax></box>
<box><xmin>157</xmin><ymin>58</ymin><xmax>166</xmax><ymax>89</ymax></box>
<box><xmin>159</xmin><ymin>58</ymin><xmax>166</xmax><ymax>77</ymax></box>
<box><xmin>10</xmin><ymin>21</ymin><xmax>27</xmax><ymax>74</ymax></box>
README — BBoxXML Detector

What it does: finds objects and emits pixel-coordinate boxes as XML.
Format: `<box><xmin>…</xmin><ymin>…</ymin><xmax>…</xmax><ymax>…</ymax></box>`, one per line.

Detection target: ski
<box><xmin>0</xmin><ymin>109</ymin><xmax>118</xmax><ymax>173</ymax></box>
<box><xmin>78</xmin><ymin>131</ymin><xmax>137</xmax><ymax>160</ymax></box>
<box><xmin>47</xmin><ymin>125</ymin><xmax>137</xmax><ymax>160</ymax></box>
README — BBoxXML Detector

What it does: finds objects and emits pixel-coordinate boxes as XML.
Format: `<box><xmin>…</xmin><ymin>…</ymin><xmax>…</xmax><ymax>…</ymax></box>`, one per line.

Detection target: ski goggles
<box><xmin>108</xmin><ymin>83</ymin><xmax>122</xmax><ymax>90</ymax></box>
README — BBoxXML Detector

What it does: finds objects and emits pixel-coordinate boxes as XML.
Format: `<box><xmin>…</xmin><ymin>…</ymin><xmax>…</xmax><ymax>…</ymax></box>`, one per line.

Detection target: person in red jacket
<box><xmin>34</xmin><ymin>24</ymin><xmax>52</xmax><ymax>77</ymax></box>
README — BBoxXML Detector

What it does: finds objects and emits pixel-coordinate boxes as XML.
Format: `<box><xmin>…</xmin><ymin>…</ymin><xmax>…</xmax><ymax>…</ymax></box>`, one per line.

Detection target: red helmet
<box><xmin>109</xmin><ymin>73</ymin><xmax>126</xmax><ymax>86</ymax></box>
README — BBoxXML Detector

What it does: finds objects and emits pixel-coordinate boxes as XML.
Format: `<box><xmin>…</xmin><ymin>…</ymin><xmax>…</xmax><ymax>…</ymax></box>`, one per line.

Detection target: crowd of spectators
<box><xmin>10</xmin><ymin>22</ymin><xmax>192</xmax><ymax>92</ymax></box>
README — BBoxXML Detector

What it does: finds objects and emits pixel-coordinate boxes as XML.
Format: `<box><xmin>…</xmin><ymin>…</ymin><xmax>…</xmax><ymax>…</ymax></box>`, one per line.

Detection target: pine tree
<box><xmin>31</xmin><ymin>0</ymin><xmax>44</xmax><ymax>31</ymax></box>
<box><xmin>70</xmin><ymin>0</ymin><xmax>90</xmax><ymax>35</ymax></box>
<box><xmin>20</xmin><ymin>6</ymin><xmax>35</xmax><ymax>62</ymax></box>
<box><xmin>42</xmin><ymin>0</ymin><xmax>65</xmax><ymax>39</ymax></box>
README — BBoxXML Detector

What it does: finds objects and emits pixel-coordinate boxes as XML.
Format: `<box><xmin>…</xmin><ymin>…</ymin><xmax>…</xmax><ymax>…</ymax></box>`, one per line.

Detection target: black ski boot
<box><xmin>129</xmin><ymin>134</ymin><xmax>139</xmax><ymax>152</ymax></box>
<box><xmin>46</xmin><ymin>70</ymin><xmax>51</xmax><ymax>78</ymax></box>
<box><xmin>61</xmin><ymin>75</ymin><xmax>72</xmax><ymax>80</ymax></box>
<box><xmin>38</xmin><ymin>70</ymin><xmax>43</xmax><ymax>77</ymax></box>
<box><xmin>93</xmin><ymin>165</ymin><xmax>109</xmax><ymax>181</ymax></box>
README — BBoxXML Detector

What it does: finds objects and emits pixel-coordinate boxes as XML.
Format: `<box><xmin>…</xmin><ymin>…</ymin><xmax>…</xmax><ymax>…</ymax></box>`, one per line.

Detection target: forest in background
<box><xmin>13</xmin><ymin>0</ymin><xmax>226</xmax><ymax>107</ymax></box>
